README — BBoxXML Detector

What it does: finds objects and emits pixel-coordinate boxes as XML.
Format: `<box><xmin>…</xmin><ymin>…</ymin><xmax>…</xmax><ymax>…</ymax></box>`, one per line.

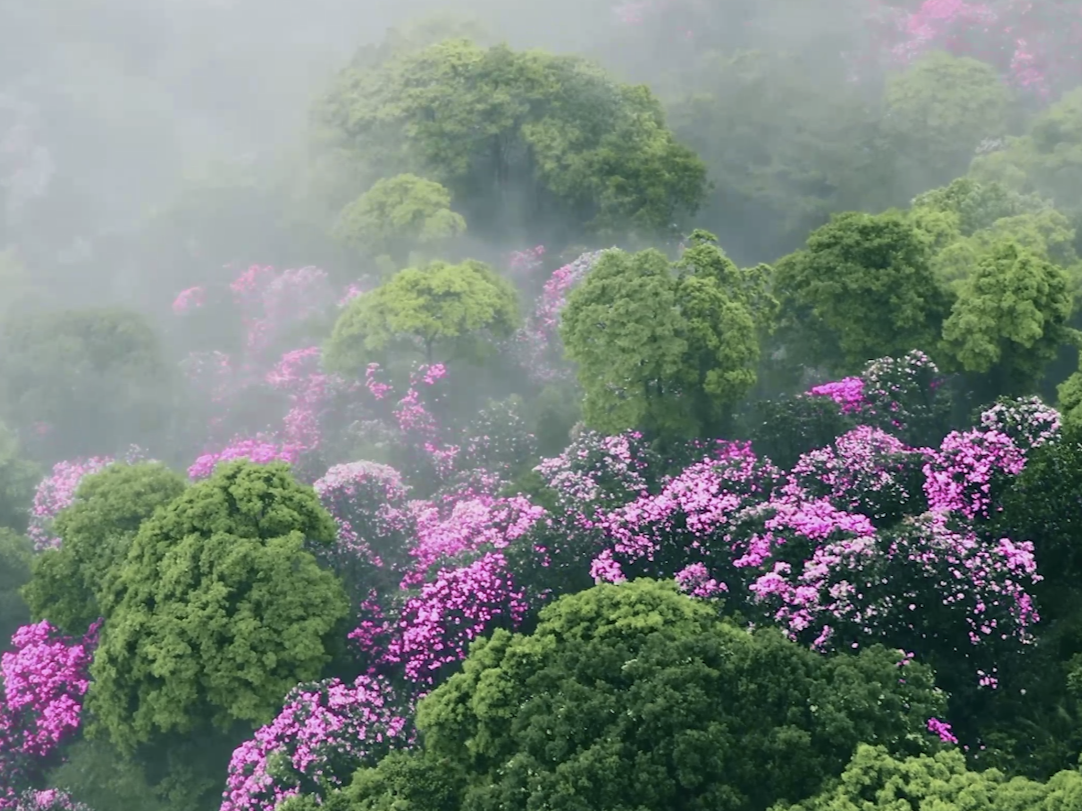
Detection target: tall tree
<box><xmin>314</xmin><ymin>38</ymin><xmax>707</xmax><ymax>248</ymax></box>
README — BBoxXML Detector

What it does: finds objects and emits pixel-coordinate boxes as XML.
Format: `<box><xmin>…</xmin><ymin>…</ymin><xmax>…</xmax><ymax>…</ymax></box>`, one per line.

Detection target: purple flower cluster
<box><xmin>808</xmin><ymin>378</ymin><xmax>865</xmax><ymax>414</ymax></box>
<box><xmin>0</xmin><ymin>621</ymin><xmax>101</xmax><ymax>809</ymax></box>
<box><xmin>27</xmin><ymin>458</ymin><xmax>114</xmax><ymax>551</ymax></box>
<box><xmin>14</xmin><ymin>790</ymin><xmax>90</xmax><ymax>811</ymax></box>
<box><xmin>313</xmin><ymin>461</ymin><xmax>412</xmax><ymax>570</ymax></box>
<box><xmin>922</xmin><ymin>429</ymin><xmax>1026</xmax><ymax>520</ymax></box>
<box><xmin>534</xmin><ymin>428</ymin><xmax>658</xmax><ymax>515</ymax></box>
<box><xmin>516</xmin><ymin>250</ymin><xmax>608</xmax><ymax>382</ymax></box>
<box><xmin>383</xmin><ymin>551</ymin><xmax>528</xmax><ymax>684</ymax></box>
<box><xmin>221</xmin><ymin>674</ymin><xmax>411</xmax><ymax>811</ymax></box>
<box><xmin>188</xmin><ymin>438</ymin><xmax>300</xmax><ymax>480</ymax></box>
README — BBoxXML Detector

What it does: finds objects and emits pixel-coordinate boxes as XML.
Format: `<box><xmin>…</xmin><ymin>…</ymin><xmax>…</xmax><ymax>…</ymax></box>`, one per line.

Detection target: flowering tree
<box><xmin>220</xmin><ymin>674</ymin><xmax>412</xmax><ymax>811</ymax></box>
<box><xmin>0</xmin><ymin>620</ymin><xmax>101</xmax><ymax>809</ymax></box>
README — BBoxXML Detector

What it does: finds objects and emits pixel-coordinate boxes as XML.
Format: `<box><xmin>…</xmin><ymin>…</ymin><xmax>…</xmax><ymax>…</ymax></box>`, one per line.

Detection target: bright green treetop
<box><xmin>775</xmin><ymin>743</ymin><xmax>1082</xmax><ymax>811</ymax></box>
<box><xmin>560</xmin><ymin>235</ymin><xmax>760</xmax><ymax>441</ymax></box>
<box><xmin>325</xmin><ymin>258</ymin><xmax>520</xmax><ymax>372</ymax></box>
<box><xmin>882</xmin><ymin>52</ymin><xmax>1012</xmax><ymax>191</ymax></box>
<box><xmin>315</xmin><ymin>38</ymin><xmax>707</xmax><ymax>246</ymax></box>
<box><xmin>941</xmin><ymin>240</ymin><xmax>1074</xmax><ymax>396</ymax></box>
<box><xmin>774</xmin><ymin>211</ymin><xmax>952</xmax><ymax>374</ymax></box>
<box><xmin>21</xmin><ymin>462</ymin><xmax>188</xmax><ymax>636</ymax></box>
<box><xmin>332</xmin><ymin>173</ymin><xmax>467</xmax><ymax>271</ymax></box>
<box><xmin>85</xmin><ymin>461</ymin><xmax>348</xmax><ymax>751</ymax></box>
<box><xmin>405</xmin><ymin>579</ymin><xmax>945</xmax><ymax>811</ymax></box>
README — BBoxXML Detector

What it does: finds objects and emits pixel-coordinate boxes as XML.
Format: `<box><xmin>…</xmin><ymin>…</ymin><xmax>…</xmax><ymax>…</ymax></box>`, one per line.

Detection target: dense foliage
<box><xmin>4</xmin><ymin>3</ymin><xmax>1082</xmax><ymax>810</ymax></box>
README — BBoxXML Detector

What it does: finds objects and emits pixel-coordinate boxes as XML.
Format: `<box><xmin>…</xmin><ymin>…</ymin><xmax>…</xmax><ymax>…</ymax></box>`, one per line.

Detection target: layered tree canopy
<box><xmin>561</xmin><ymin>232</ymin><xmax>764</xmax><ymax>441</ymax></box>
<box><xmin>325</xmin><ymin>259</ymin><xmax>520</xmax><ymax>372</ymax></box>
<box><xmin>314</xmin><ymin>38</ymin><xmax>708</xmax><ymax>248</ymax></box>
<box><xmin>86</xmin><ymin>461</ymin><xmax>349</xmax><ymax>751</ymax></box>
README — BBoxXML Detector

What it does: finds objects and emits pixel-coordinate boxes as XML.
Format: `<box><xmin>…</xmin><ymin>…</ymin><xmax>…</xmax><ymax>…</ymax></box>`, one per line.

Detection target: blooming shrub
<box><xmin>0</xmin><ymin>621</ymin><xmax>101</xmax><ymax>808</ymax></box>
<box><xmin>313</xmin><ymin>461</ymin><xmax>412</xmax><ymax>580</ymax></box>
<box><xmin>220</xmin><ymin>675</ymin><xmax>411</xmax><ymax>811</ymax></box>
<box><xmin>786</xmin><ymin>426</ymin><xmax>931</xmax><ymax>527</ymax></box>
<box><xmin>14</xmin><ymin>790</ymin><xmax>91</xmax><ymax>811</ymax></box>
<box><xmin>922</xmin><ymin>429</ymin><xmax>1026</xmax><ymax>520</ymax></box>
<box><xmin>188</xmin><ymin>438</ymin><xmax>300</xmax><ymax>480</ymax></box>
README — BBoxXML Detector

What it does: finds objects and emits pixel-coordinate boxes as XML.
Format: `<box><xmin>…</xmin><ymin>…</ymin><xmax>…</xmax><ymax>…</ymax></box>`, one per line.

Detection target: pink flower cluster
<box><xmin>927</xmin><ymin>716</ymin><xmax>959</xmax><ymax>745</ymax></box>
<box><xmin>172</xmin><ymin>285</ymin><xmax>206</xmax><ymax>314</ymax></box>
<box><xmin>976</xmin><ymin>396</ymin><xmax>1060</xmax><ymax>454</ymax></box>
<box><xmin>0</xmin><ymin>621</ymin><xmax>101</xmax><ymax>809</ymax></box>
<box><xmin>403</xmin><ymin>495</ymin><xmax>545</xmax><ymax>588</ymax></box>
<box><xmin>517</xmin><ymin>250</ymin><xmax>608</xmax><ymax>382</ymax></box>
<box><xmin>578</xmin><ymin>434</ymin><xmax>1040</xmax><ymax>682</ymax></box>
<box><xmin>383</xmin><ymin>551</ymin><xmax>528</xmax><ymax>683</ymax></box>
<box><xmin>879</xmin><ymin>0</ymin><xmax>1082</xmax><ymax>97</ymax></box>
<box><xmin>220</xmin><ymin>674</ymin><xmax>411</xmax><ymax>811</ymax></box>
<box><xmin>808</xmin><ymin>378</ymin><xmax>865</xmax><ymax>415</ymax></box>
<box><xmin>313</xmin><ymin>461</ymin><xmax>412</xmax><ymax>570</ymax></box>
<box><xmin>187</xmin><ymin>438</ymin><xmax>300</xmax><ymax>480</ymax></box>
<box><xmin>534</xmin><ymin>429</ymin><xmax>658</xmax><ymax>515</ymax></box>
<box><xmin>26</xmin><ymin>450</ymin><xmax>145</xmax><ymax>551</ymax></box>
<box><xmin>922</xmin><ymin>429</ymin><xmax>1026</xmax><ymax>520</ymax></box>
<box><xmin>266</xmin><ymin>348</ymin><xmax>335</xmax><ymax>452</ymax></box>
<box><xmin>787</xmin><ymin>426</ymin><xmax>931</xmax><ymax>525</ymax></box>
<box><xmin>13</xmin><ymin>790</ymin><xmax>90</xmax><ymax>811</ymax></box>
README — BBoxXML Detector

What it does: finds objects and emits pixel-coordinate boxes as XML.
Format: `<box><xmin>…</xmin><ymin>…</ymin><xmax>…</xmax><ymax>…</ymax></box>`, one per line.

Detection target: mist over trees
<box><xmin>4</xmin><ymin>1</ymin><xmax>1082</xmax><ymax>810</ymax></box>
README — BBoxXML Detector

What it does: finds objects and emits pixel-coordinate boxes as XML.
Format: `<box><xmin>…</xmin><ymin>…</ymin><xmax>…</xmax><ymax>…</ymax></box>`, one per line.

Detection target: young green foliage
<box><xmin>325</xmin><ymin>259</ymin><xmax>520</xmax><ymax>371</ymax></box>
<box><xmin>85</xmin><ymin>461</ymin><xmax>349</xmax><ymax>752</ymax></box>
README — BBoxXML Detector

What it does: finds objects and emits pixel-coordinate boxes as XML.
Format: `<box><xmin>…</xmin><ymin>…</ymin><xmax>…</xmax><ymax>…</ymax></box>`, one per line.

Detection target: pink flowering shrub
<box><xmin>975</xmin><ymin>395</ymin><xmax>1060</xmax><ymax>454</ymax></box>
<box><xmin>0</xmin><ymin>621</ymin><xmax>101</xmax><ymax>809</ymax></box>
<box><xmin>26</xmin><ymin>447</ymin><xmax>145</xmax><ymax>552</ymax></box>
<box><xmin>922</xmin><ymin>429</ymin><xmax>1026</xmax><ymax>520</ymax></box>
<box><xmin>14</xmin><ymin>790</ymin><xmax>91</xmax><ymax>811</ymax></box>
<box><xmin>533</xmin><ymin>428</ymin><xmax>661</xmax><ymax>516</ymax></box>
<box><xmin>786</xmin><ymin>426</ymin><xmax>931</xmax><ymax>527</ymax></box>
<box><xmin>807</xmin><ymin>351</ymin><xmax>952</xmax><ymax>449</ymax></box>
<box><xmin>381</xmin><ymin>551</ymin><xmax>529</xmax><ymax>684</ymax></box>
<box><xmin>403</xmin><ymin>495</ymin><xmax>545</xmax><ymax>588</ymax></box>
<box><xmin>516</xmin><ymin>250</ymin><xmax>608</xmax><ymax>382</ymax></box>
<box><xmin>220</xmin><ymin>674</ymin><xmax>412</xmax><ymax>811</ymax></box>
<box><xmin>188</xmin><ymin>438</ymin><xmax>300</xmax><ymax>481</ymax></box>
<box><xmin>312</xmin><ymin>461</ymin><xmax>413</xmax><ymax>593</ymax></box>
<box><xmin>808</xmin><ymin>377</ymin><xmax>865</xmax><ymax>415</ymax></box>
<box><xmin>875</xmin><ymin>0</ymin><xmax>1082</xmax><ymax>98</ymax></box>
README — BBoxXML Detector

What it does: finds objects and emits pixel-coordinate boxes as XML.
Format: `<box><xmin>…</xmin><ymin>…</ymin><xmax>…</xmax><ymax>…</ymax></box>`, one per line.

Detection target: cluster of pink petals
<box><xmin>807</xmin><ymin>377</ymin><xmax>865</xmax><ymax>414</ymax></box>
<box><xmin>12</xmin><ymin>789</ymin><xmax>91</xmax><ymax>811</ymax></box>
<box><xmin>383</xmin><ymin>552</ymin><xmax>528</xmax><ymax>683</ymax></box>
<box><xmin>922</xmin><ymin>429</ymin><xmax>1026</xmax><ymax>519</ymax></box>
<box><xmin>187</xmin><ymin>438</ymin><xmax>301</xmax><ymax>480</ymax></box>
<box><xmin>266</xmin><ymin>347</ymin><xmax>338</xmax><ymax>452</ymax></box>
<box><xmin>171</xmin><ymin>285</ymin><xmax>206</xmax><ymax>314</ymax></box>
<box><xmin>0</xmin><ymin>620</ymin><xmax>100</xmax><ymax>809</ymax></box>
<box><xmin>313</xmin><ymin>461</ymin><xmax>412</xmax><ymax>569</ymax></box>
<box><xmin>535</xmin><ymin>429</ymin><xmax>656</xmax><ymax>514</ymax></box>
<box><xmin>516</xmin><ymin>250</ymin><xmax>607</xmax><ymax>382</ymax></box>
<box><xmin>787</xmin><ymin>426</ymin><xmax>932</xmax><ymax>521</ymax></box>
<box><xmin>27</xmin><ymin>455</ymin><xmax>127</xmax><ymax>551</ymax></box>
<box><xmin>220</xmin><ymin>674</ymin><xmax>411</xmax><ymax>811</ymax></box>
<box><xmin>403</xmin><ymin>495</ymin><xmax>545</xmax><ymax>588</ymax></box>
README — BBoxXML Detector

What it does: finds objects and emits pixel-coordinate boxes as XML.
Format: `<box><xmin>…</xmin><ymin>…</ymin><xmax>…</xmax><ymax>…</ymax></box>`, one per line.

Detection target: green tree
<box><xmin>407</xmin><ymin>579</ymin><xmax>945</xmax><ymax>811</ymax></box>
<box><xmin>776</xmin><ymin>743</ymin><xmax>1082</xmax><ymax>811</ymax></box>
<box><xmin>324</xmin><ymin>259</ymin><xmax>520</xmax><ymax>372</ymax></box>
<box><xmin>970</xmin><ymin>86</ymin><xmax>1082</xmax><ymax>218</ymax></box>
<box><xmin>774</xmin><ymin>211</ymin><xmax>951</xmax><ymax>374</ymax></box>
<box><xmin>0</xmin><ymin>306</ymin><xmax>172</xmax><ymax>459</ymax></box>
<box><xmin>0</xmin><ymin>527</ymin><xmax>32</xmax><ymax>651</ymax></box>
<box><xmin>0</xmin><ymin>418</ymin><xmax>39</xmax><ymax>533</ymax></box>
<box><xmin>942</xmin><ymin>240</ymin><xmax>1074</xmax><ymax>396</ymax></box>
<box><xmin>561</xmin><ymin>238</ymin><xmax>760</xmax><ymax>441</ymax></box>
<box><xmin>22</xmin><ymin>462</ymin><xmax>188</xmax><ymax>636</ymax></box>
<box><xmin>882</xmin><ymin>52</ymin><xmax>1013</xmax><ymax>197</ymax></box>
<box><xmin>666</xmin><ymin>48</ymin><xmax>887</xmax><ymax>261</ymax></box>
<box><xmin>332</xmin><ymin>174</ymin><xmax>467</xmax><ymax>272</ymax></box>
<box><xmin>315</xmin><ymin>38</ymin><xmax>707</xmax><ymax>247</ymax></box>
<box><xmin>85</xmin><ymin>461</ymin><xmax>349</xmax><ymax>752</ymax></box>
